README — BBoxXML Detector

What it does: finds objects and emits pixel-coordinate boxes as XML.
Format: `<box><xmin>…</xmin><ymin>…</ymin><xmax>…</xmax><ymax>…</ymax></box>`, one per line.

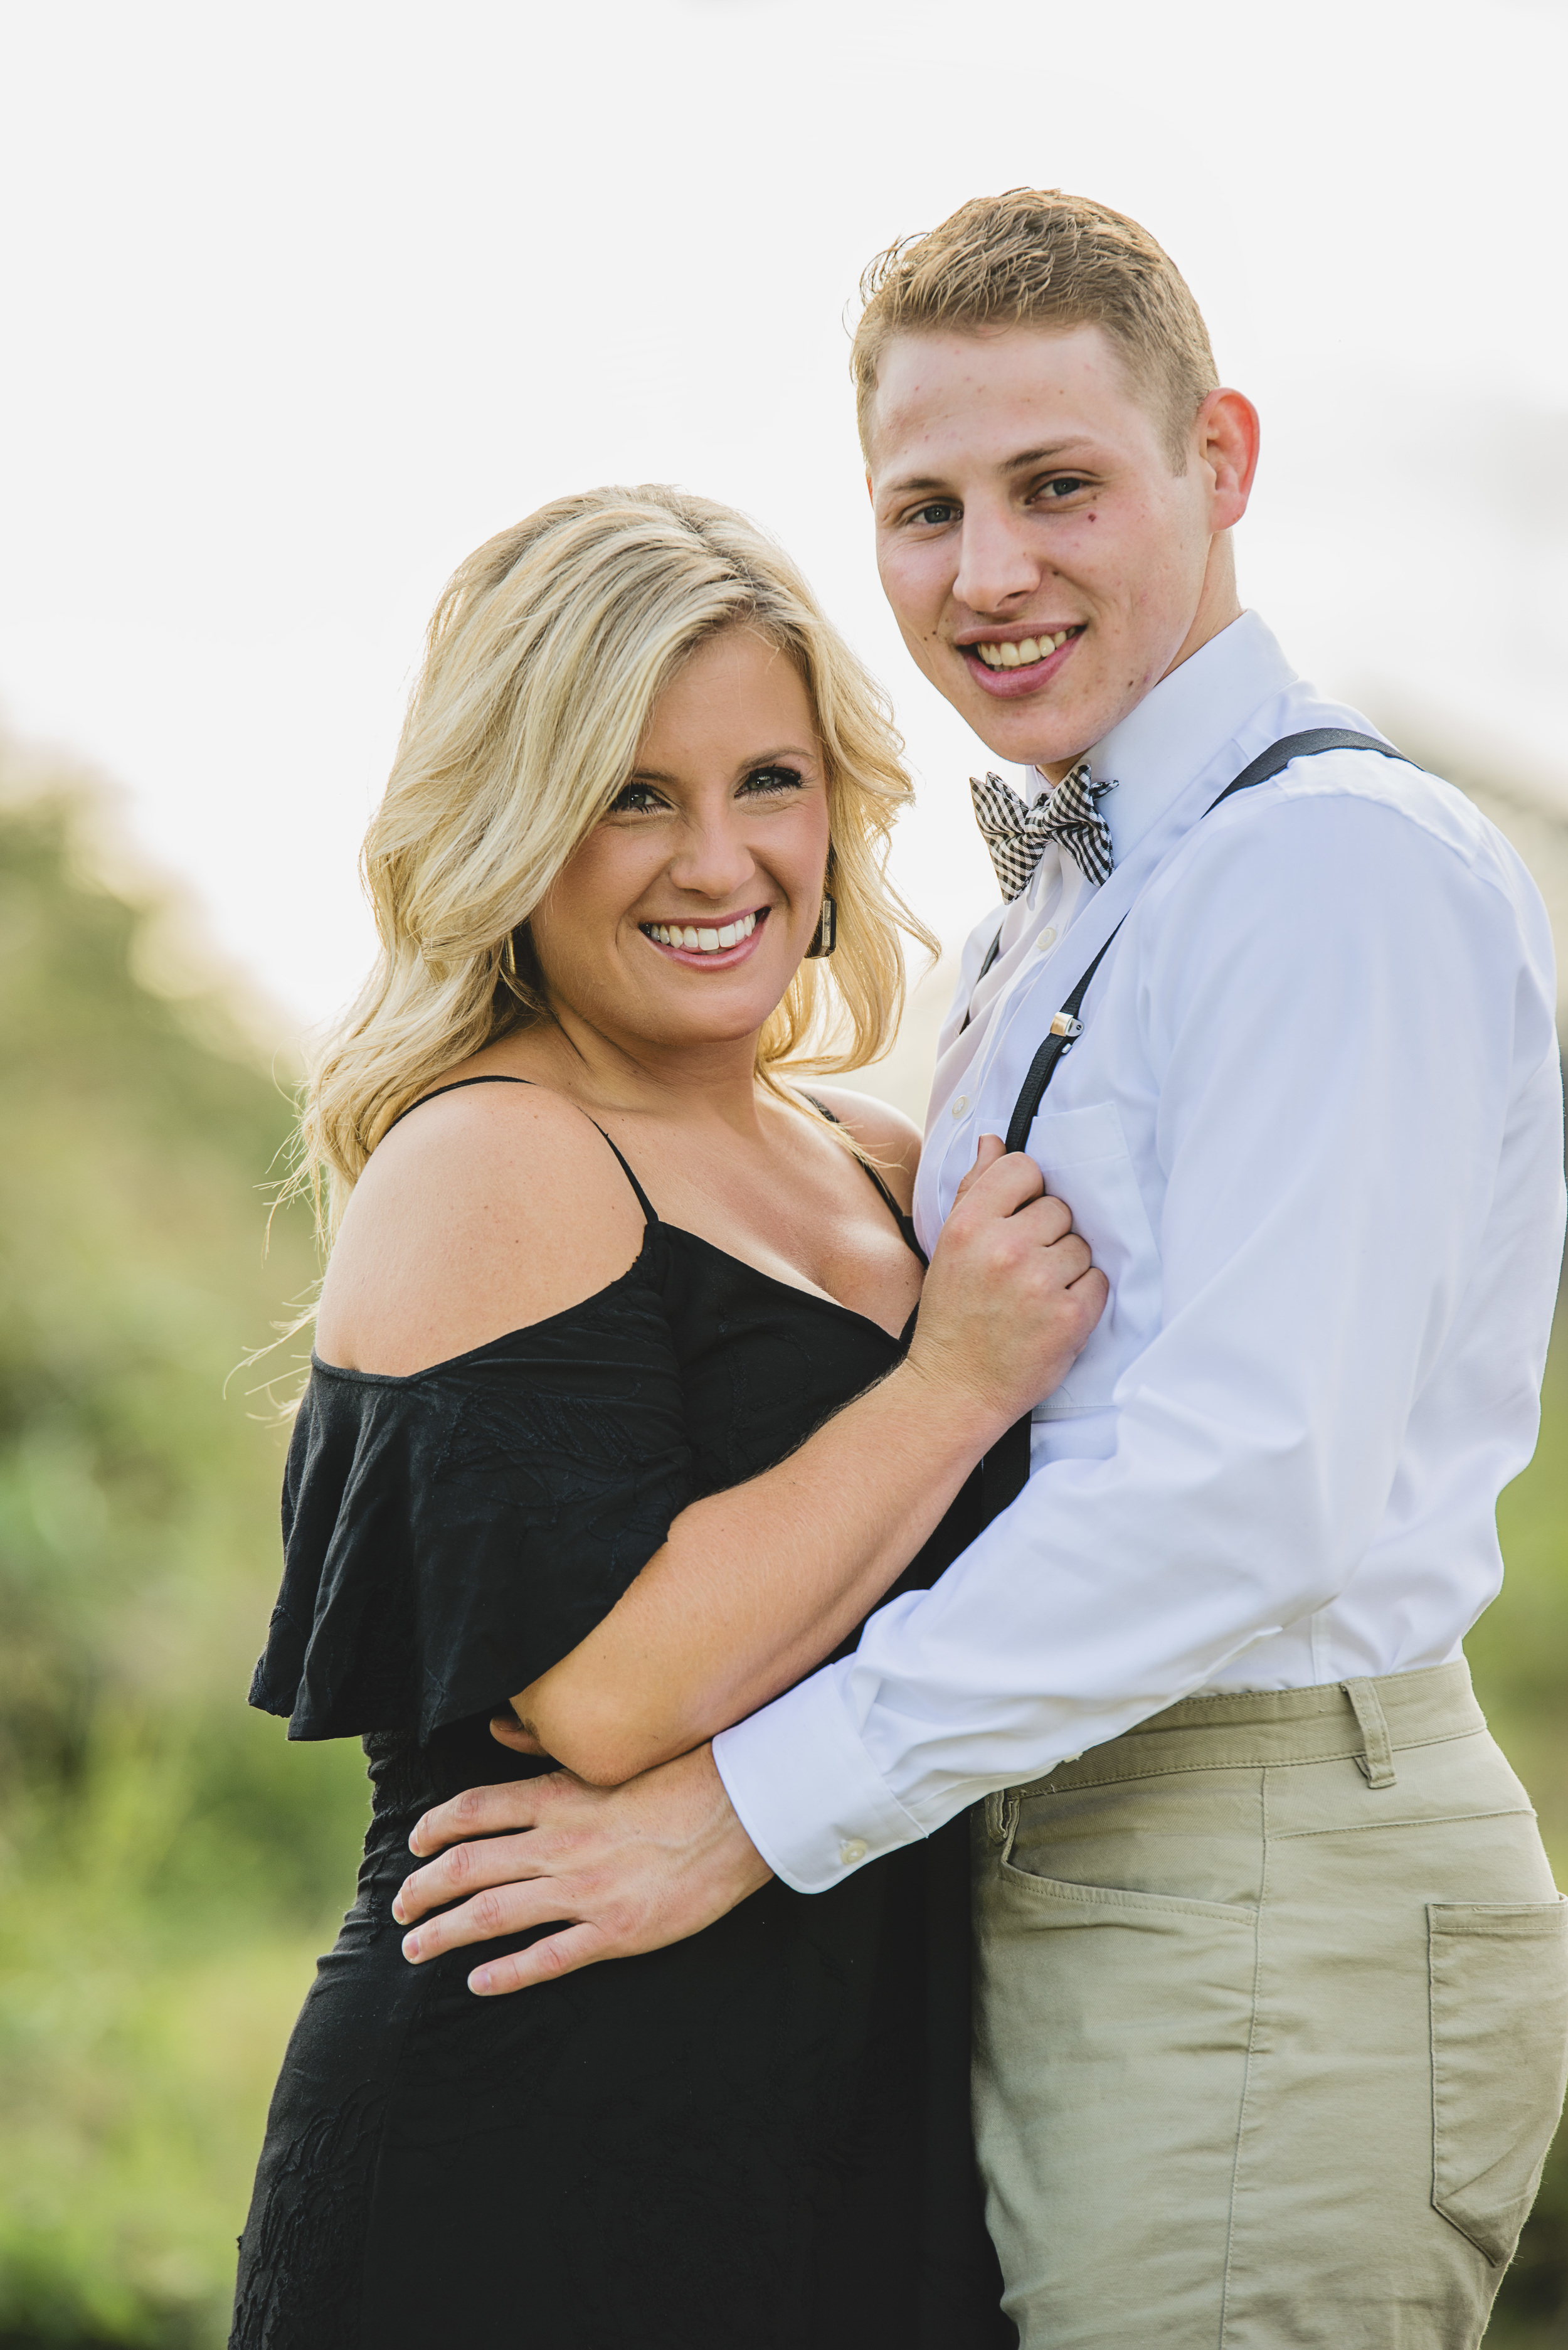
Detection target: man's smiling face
<box><xmin>868</xmin><ymin>322</ymin><xmax>1257</xmax><ymax>777</ymax></box>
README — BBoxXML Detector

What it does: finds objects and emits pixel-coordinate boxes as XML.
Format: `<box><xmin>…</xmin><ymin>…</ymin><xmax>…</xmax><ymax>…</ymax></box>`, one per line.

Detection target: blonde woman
<box><xmin>233</xmin><ymin>488</ymin><xmax>1103</xmax><ymax>2350</ymax></box>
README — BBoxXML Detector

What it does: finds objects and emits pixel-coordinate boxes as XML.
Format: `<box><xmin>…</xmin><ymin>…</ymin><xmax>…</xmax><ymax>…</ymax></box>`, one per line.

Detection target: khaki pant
<box><xmin>973</xmin><ymin>1662</ymin><xmax>1568</xmax><ymax>2348</ymax></box>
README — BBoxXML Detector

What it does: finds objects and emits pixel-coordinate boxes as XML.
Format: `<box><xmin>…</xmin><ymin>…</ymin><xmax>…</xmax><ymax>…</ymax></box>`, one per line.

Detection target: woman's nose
<box><xmin>666</xmin><ymin>812</ymin><xmax>755</xmax><ymax>901</ymax></box>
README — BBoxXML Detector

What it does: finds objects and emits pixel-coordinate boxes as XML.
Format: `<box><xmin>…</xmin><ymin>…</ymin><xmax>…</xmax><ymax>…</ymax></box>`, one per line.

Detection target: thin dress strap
<box><xmin>805</xmin><ymin>1095</ymin><xmax>926</xmax><ymax>1267</ymax></box>
<box><xmin>587</xmin><ymin>1127</ymin><xmax>659</xmax><ymax>1228</ymax></box>
<box><xmin>381</xmin><ymin>1073</ymin><xmax>658</xmax><ymax>1228</ymax></box>
<box><xmin>383</xmin><ymin>1074</ymin><xmax>536</xmax><ymax>1134</ymax></box>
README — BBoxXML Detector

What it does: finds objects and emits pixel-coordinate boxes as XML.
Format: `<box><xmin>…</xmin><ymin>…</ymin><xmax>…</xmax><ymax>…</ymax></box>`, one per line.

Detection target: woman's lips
<box><xmin>639</xmin><ymin>905</ymin><xmax>772</xmax><ymax>969</ymax></box>
<box><xmin>960</xmin><ymin>629</ymin><xmax>1081</xmax><ymax>699</ymax></box>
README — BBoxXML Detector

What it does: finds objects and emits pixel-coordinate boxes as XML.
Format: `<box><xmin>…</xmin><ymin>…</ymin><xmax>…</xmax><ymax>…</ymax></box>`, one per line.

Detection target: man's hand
<box><xmin>389</xmin><ymin>1741</ymin><xmax>773</xmax><ymax>1995</ymax></box>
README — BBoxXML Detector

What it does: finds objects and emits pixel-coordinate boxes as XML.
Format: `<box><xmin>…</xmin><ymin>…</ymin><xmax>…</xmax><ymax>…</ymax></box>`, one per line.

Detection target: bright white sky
<box><xmin>3</xmin><ymin>0</ymin><xmax>1565</xmax><ymax>1045</ymax></box>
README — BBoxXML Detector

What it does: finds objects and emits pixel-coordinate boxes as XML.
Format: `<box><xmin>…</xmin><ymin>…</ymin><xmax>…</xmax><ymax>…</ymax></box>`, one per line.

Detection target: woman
<box><xmin>234</xmin><ymin>486</ymin><xmax>1104</xmax><ymax>2350</ymax></box>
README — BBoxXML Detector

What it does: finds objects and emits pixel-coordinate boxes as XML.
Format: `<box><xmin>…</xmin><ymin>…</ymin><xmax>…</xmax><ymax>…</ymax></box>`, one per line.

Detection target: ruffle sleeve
<box><xmin>248</xmin><ymin>1279</ymin><xmax>694</xmax><ymax>1742</ymax></box>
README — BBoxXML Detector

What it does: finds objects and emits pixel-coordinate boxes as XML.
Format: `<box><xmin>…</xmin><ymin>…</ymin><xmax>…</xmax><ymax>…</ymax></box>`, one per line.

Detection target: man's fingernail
<box><xmin>402</xmin><ymin>1933</ymin><xmax>421</xmax><ymax>1961</ymax></box>
<box><xmin>391</xmin><ymin>1894</ymin><xmax>405</xmax><ymax>1923</ymax></box>
<box><xmin>470</xmin><ymin>1966</ymin><xmax>492</xmax><ymax>1994</ymax></box>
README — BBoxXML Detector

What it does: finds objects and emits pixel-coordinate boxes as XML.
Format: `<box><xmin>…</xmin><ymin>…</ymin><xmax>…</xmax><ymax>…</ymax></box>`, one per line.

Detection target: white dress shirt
<box><xmin>714</xmin><ymin>612</ymin><xmax>1565</xmax><ymax>1895</ymax></box>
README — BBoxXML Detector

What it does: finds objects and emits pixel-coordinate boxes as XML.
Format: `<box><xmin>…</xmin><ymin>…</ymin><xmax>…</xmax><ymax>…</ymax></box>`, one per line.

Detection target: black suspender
<box><xmin>975</xmin><ymin>728</ymin><xmax>1408</xmax><ymax>1528</ymax></box>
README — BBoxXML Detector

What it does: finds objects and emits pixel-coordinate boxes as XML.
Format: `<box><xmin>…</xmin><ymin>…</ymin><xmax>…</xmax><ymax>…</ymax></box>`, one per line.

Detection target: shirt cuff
<box><xmin>712</xmin><ymin>1660</ymin><xmax>926</xmax><ymax>1894</ymax></box>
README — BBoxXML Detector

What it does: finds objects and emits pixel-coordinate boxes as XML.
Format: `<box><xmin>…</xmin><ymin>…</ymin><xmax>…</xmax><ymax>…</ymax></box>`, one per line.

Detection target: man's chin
<box><xmin>945</xmin><ymin>660</ymin><xmax>1122</xmax><ymax>775</ymax></box>
<box><xmin>958</xmin><ymin>691</ymin><xmax>1096</xmax><ymax>775</ymax></box>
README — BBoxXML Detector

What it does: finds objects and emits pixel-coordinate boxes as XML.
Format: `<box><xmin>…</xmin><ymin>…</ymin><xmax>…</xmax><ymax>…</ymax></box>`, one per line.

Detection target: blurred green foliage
<box><xmin>0</xmin><ymin>782</ymin><xmax>366</xmax><ymax>2347</ymax></box>
<box><xmin>0</xmin><ymin>775</ymin><xmax>1563</xmax><ymax>2345</ymax></box>
<box><xmin>1470</xmin><ymin>1339</ymin><xmax>1568</xmax><ymax>2346</ymax></box>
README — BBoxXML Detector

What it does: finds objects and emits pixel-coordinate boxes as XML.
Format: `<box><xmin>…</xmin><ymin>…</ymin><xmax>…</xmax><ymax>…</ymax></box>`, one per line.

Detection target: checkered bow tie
<box><xmin>969</xmin><ymin>760</ymin><xmax>1115</xmax><ymax>901</ymax></box>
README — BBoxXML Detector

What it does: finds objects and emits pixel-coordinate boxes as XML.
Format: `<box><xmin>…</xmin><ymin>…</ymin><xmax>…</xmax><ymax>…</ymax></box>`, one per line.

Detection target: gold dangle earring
<box><xmin>497</xmin><ymin>926</ymin><xmax>529</xmax><ymax>1003</ymax></box>
<box><xmin>805</xmin><ymin>861</ymin><xmax>837</xmax><ymax>959</ymax></box>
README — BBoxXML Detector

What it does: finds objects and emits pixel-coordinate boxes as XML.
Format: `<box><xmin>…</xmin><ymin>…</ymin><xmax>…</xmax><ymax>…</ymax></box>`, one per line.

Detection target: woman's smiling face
<box><xmin>528</xmin><ymin>625</ymin><xmax>832</xmax><ymax>1056</ymax></box>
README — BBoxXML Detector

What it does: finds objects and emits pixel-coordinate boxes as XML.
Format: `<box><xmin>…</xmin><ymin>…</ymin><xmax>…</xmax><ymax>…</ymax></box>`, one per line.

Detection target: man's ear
<box><xmin>1196</xmin><ymin>388</ymin><xmax>1261</xmax><ymax>531</ymax></box>
<box><xmin>865</xmin><ymin>471</ymin><xmax>874</xmax><ymax>506</ymax></box>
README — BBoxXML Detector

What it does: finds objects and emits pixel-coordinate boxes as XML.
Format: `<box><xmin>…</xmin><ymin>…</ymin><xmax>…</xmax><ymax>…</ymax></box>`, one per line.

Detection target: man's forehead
<box><xmin>866</xmin><ymin>322</ymin><xmax>1145</xmax><ymax>480</ymax></box>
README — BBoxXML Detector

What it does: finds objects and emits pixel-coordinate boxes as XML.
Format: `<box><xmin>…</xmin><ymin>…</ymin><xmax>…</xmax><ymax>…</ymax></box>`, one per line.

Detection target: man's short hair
<box><xmin>851</xmin><ymin>188</ymin><xmax>1219</xmax><ymax>470</ymax></box>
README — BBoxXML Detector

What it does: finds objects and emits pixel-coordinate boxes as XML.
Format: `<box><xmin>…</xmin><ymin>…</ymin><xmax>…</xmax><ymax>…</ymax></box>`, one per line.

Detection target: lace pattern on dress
<box><xmin>230</xmin><ymin>2078</ymin><xmax>386</xmax><ymax>2350</ymax></box>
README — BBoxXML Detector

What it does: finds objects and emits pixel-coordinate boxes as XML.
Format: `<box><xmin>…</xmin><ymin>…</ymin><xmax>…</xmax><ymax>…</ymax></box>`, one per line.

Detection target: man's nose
<box><xmin>952</xmin><ymin>503</ymin><xmax>1042</xmax><ymax>615</ymax></box>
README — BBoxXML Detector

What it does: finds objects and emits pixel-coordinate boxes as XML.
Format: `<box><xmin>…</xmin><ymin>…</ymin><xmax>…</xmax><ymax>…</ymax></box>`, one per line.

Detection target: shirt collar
<box><xmin>1027</xmin><ymin>610</ymin><xmax>1298</xmax><ymax>864</ymax></box>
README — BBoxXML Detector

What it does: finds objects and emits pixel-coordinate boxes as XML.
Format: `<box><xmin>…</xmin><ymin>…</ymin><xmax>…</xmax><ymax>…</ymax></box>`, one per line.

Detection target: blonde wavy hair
<box><xmin>299</xmin><ymin>484</ymin><xmax>935</xmax><ymax>1240</ymax></box>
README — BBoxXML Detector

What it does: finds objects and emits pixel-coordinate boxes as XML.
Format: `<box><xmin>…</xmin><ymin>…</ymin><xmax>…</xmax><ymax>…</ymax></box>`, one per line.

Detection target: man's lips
<box><xmin>959</xmin><ymin>627</ymin><xmax>1083</xmax><ymax>699</ymax></box>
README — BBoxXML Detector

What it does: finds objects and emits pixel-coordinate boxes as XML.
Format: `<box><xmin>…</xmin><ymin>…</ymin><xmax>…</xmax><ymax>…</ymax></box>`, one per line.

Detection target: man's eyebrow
<box><xmin>1002</xmin><ymin>440</ymin><xmax>1095</xmax><ymax>471</ymax></box>
<box><xmin>881</xmin><ymin>441</ymin><xmax>1094</xmax><ymax>496</ymax></box>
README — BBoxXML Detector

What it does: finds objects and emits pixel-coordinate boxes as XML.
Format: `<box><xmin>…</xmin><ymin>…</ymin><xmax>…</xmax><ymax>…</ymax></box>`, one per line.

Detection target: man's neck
<box><xmin>1036</xmin><ymin>545</ymin><xmax>1242</xmax><ymax>787</ymax></box>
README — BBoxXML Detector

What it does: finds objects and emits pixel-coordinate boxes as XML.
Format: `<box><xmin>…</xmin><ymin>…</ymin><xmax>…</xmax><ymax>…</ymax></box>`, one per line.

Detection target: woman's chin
<box><xmin>632</xmin><ymin>974</ymin><xmax>801</xmax><ymax>1051</ymax></box>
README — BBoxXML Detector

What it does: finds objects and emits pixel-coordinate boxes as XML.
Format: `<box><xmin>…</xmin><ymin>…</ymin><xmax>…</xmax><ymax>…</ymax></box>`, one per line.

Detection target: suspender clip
<box><xmin>1048</xmin><ymin>1012</ymin><xmax>1083</xmax><ymax>1039</ymax></box>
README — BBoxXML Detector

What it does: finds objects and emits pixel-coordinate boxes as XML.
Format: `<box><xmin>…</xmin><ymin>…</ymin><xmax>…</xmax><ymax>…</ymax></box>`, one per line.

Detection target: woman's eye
<box><xmin>609</xmin><ymin>782</ymin><xmax>667</xmax><ymax>815</ymax></box>
<box><xmin>739</xmin><ymin>765</ymin><xmax>803</xmax><ymax>798</ymax></box>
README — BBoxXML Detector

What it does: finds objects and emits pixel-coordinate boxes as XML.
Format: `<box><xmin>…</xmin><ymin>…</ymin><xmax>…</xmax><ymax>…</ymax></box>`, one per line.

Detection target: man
<box><xmin>395</xmin><ymin>191</ymin><xmax>1568</xmax><ymax>2344</ymax></box>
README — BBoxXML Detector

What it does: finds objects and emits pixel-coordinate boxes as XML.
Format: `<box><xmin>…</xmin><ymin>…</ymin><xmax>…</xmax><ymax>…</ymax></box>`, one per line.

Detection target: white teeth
<box><xmin>646</xmin><ymin>911</ymin><xmax>758</xmax><ymax>953</ymax></box>
<box><xmin>976</xmin><ymin>629</ymin><xmax>1074</xmax><ymax>669</ymax></box>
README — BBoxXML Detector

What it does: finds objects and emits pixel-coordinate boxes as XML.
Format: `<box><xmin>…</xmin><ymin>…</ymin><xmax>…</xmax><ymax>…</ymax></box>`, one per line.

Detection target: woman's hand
<box><xmin>905</xmin><ymin>1136</ymin><xmax>1106</xmax><ymax>1430</ymax></box>
<box><xmin>486</xmin><ymin>1142</ymin><xmax>1105</xmax><ymax>1791</ymax></box>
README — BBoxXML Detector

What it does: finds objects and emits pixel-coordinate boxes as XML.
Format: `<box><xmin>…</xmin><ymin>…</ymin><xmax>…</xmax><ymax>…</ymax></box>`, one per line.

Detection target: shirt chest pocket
<box><xmin>1024</xmin><ymin>1100</ymin><xmax>1160</xmax><ymax>1417</ymax></box>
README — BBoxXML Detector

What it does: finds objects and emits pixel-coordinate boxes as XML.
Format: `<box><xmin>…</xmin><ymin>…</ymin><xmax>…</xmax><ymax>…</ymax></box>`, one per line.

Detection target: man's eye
<box><xmin>1042</xmin><ymin>476</ymin><xmax>1091</xmax><ymax>499</ymax></box>
<box><xmin>909</xmin><ymin>501</ymin><xmax>958</xmax><ymax>527</ymax></box>
<box><xmin>610</xmin><ymin>783</ymin><xmax>666</xmax><ymax>815</ymax></box>
<box><xmin>740</xmin><ymin>765</ymin><xmax>803</xmax><ymax>797</ymax></box>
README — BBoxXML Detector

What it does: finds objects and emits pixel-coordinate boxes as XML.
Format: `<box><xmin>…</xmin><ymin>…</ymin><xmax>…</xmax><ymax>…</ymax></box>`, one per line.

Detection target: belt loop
<box><xmin>983</xmin><ymin>1787</ymin><xmax>1021</xmax><ymax>1860</ymax></box>
<box><xmin>1343</xmin><ymin>1678</ymin><xmax>1397</xmax><ymax>1787</ymax></box>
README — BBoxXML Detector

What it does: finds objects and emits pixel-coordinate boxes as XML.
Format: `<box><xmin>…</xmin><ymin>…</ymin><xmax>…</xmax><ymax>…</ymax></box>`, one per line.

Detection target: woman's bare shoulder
<box><xmin>807</xmin><ymin>1084</ymin><xmax>922</xmax><ymax>1214</ymax></box>
<box><xmin>315</xmin><ymin>1080</ymin><xmax>650</xmax><ymax>1377</ymax></box>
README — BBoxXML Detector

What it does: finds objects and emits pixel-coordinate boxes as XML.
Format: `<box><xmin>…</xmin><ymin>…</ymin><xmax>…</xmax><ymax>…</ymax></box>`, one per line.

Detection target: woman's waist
<box><xmin>365</xmin><ymin>1716</ymin><xmax>552</xmax><ymax>1812</ymax></box>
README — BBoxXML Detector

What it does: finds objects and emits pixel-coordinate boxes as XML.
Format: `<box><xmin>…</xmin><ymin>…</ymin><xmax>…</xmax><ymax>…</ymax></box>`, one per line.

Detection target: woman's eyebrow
<box><xmin>628</xmin><ymin>746</ymin><xmax>818</xmax><ymax>785</ymax></box>
<box><xmin>738</xmin><ymin>743</ymin><xmax>817</xmax><ymax>767</ymax></box>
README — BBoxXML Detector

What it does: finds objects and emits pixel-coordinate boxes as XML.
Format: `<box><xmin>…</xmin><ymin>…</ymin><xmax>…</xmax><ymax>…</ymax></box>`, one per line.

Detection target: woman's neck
<box><xmin>503</xmin><ymin>1002</ymin><xmax>777</xmax><ymax>1143</ymax></box>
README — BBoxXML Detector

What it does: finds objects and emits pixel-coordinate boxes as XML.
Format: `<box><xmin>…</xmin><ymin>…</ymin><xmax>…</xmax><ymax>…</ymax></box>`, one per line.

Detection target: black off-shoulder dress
<box><xmin>232</xmin><ymin>1081</ymin><xmax>1010</xmax><ymax>2350</ymax></box>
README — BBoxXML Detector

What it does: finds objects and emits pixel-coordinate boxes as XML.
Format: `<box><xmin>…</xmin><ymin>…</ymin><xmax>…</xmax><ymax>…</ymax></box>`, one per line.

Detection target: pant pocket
<box><xmin>995</xmin><ymin>1860</ymin><xmax>1256</xmax><ymax>1925</ymax></box>
<box><xmin>1428</xmin><ymin>1898</ymin><xmax>1568</xmax><ymax>2264</ymax></box>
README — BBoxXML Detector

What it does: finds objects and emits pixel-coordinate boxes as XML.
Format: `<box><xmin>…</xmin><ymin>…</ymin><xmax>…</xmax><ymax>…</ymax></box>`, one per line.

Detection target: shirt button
<box><xmin>950</xmin><ymin>1094</ymin><xmax>969</xmax><ymax>1118</ymax></box>
<box><xmin>839</xmin><ymin>1837</ymin><xmax>868</xmax><ymax>1867</ymax></box>
<box><xmin>1037</xmin><ymin>925</ymin><xmax>1057</xmax><ymax>951</ymax></box>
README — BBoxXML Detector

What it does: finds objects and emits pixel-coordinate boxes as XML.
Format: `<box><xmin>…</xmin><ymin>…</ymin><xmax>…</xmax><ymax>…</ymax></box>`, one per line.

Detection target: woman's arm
<box><xmin>322</xmin><ymin>1083</ymin><xmax>1103</xmax><ymax>1790</ymax></box>
<box><xmin>513</xmin><ymin>1134</ymin><xmax>1103</xmax><ymax>1785</ymax></box>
